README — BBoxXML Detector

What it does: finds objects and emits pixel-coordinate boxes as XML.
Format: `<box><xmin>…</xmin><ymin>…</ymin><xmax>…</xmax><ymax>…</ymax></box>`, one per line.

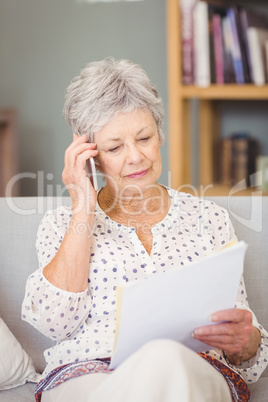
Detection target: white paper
<box><xmin>110</xmin><ymin>241</ymin><xmax>248</xmax><ymax>369</ymax></box>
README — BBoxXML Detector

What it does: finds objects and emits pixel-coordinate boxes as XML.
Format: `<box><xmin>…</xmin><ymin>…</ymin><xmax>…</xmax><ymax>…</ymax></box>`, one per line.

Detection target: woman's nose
<box><xmin>125</xmin><ymin>144</ymin><xmax>143</xmax><ymax>164</ymax></box>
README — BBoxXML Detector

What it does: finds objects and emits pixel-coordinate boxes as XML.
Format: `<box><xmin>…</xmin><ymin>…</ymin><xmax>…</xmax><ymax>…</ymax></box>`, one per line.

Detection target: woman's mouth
<box><xmin>126</xmin><ymin>169</ymin><xmax>149</xmax><ymax>179</ymax></box>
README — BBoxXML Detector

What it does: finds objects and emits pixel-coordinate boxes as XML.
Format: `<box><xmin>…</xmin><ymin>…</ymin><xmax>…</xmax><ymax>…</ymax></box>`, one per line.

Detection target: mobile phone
<box><xmin>85</xmin><ymin>157</ymin><xmax>98</xmax><ymax>191</ymax></box>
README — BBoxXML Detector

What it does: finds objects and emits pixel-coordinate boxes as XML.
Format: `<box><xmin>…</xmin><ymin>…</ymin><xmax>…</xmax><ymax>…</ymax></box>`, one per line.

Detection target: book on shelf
<box><xmin>222</xmin><ymin>15</ymin><xmax>236</xmax><ymax>83</ymax></box>
<box><xmin>257</xmin><ymin>156</ymin><xmax>268</xmax><ymax>191</ymax></box>
<box><xmin>247</xmin><ymin>27</ymin><xmax>268</xmax><ymax>86</ymax></box>
<box><xmin>180</xmin><ymin>0</ymin><xmax>268</xmax><ymax>86</ymax></box>
<box><xmin>180</xmin><ymin>0</ymin><xmax>198</xmax><ymax>85</ymax></box>
<box><xmin>232</xmin><ymin>7</ymin><xmax>251</xmax><ymax>83</ymax></box>
<box><xmin>240</xmin><ymin>7</ymin><xmax>268</xmax><ymax>84</ymax></box>
<box><xmin>219</xmin><ymin>133</ymin><xmax>259</xmax><ymax>187</ymax></box>
<box><xmin>212</xmin><ymin>13</ymin><xmax>224</xmax><ymax>84</ymax></box>
<box><xmin>220</xmin><ymin>136</ymin><xmax>233</xmax><ymax>186</ymax></box>
<box><xmin>226</xmin><ymin>8</ymin><xmax>245</xmax><ymax>84</ymax></box>
<box><xmin>193</xmin><ymin>1</ymin><xmax>210</xmax><ymax>86</ymax></box>
<box><xmin>208</xmin><ymin>5</ymin><xmax>216</xmax><ymax>84</ymax></box>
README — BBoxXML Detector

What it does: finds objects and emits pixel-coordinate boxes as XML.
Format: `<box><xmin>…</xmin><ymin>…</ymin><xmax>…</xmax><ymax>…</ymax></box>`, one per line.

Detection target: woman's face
<box><xmin>94</xmin><ymin>109</ymin><xmax>162</xmax><ymax>196</ymax></box>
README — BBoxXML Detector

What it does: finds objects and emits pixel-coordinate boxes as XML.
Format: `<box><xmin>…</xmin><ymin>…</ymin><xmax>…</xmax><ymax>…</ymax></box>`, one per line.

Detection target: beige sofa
<box><xmin>0</xmin><ymin>196</ymin><xmax>267</xmax><ymax>401</ymax></box>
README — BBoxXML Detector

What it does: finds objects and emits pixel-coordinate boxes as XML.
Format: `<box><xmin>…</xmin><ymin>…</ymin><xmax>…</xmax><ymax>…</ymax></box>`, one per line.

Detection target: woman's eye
<box><xmin>108</xmin><ymin>146</ymin><xmax>120</xmax><ymax>153</ymax></box>
<box><xmin>139</xmin><ymin>137</ymin><xmax>150</xmax><ymax>142</ymax></box>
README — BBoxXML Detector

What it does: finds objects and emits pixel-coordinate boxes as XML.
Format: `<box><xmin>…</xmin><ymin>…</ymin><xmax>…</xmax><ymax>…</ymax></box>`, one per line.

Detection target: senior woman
<box><xmin>22</xmin><ymin>58</ymin><xmax>268</xmax><ymax>402</ymax></box>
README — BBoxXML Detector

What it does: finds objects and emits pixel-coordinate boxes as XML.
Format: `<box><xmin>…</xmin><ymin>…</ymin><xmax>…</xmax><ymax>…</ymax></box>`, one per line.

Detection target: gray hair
<box><xmin>63</xmin><ymin>57</ymin><xmax>165</xmax><ymax>143</ymax></box>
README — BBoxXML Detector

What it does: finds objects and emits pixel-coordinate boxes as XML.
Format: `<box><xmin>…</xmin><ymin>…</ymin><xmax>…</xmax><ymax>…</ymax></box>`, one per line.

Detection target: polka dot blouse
<box><xmin>22</xmin><ymin>187</ymin><xmax>268</xmax><ymax>383</ymax></box>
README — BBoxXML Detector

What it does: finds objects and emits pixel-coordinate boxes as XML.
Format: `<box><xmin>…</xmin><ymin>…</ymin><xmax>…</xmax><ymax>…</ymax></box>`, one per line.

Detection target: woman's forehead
<box><xmin>93</xmin><ymin>109</ymin><xmax>156</xmax><ymax>143</ymax></box>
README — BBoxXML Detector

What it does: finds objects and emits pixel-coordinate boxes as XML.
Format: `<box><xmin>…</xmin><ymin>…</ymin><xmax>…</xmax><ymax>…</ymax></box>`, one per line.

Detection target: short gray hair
<box><xmin>63</xmin><ymin>57</ymin><xmax>164</xmax><ymax>143</ymax></box>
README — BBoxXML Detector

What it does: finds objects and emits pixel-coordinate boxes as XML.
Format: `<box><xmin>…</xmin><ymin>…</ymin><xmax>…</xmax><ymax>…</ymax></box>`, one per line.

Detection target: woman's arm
<box><xmin>43</xmin><ymin>134</ymin><xmax>98</xmax><ymax>293</ymax></box>
<box><xmin>22</xmin><ymin>135</ymin><xmax>98</xmax><ymax>340</ymax></box>
<box><xmin>43</xmin><ymin>213</ymin><xmax>94</xmax><ymax>292</ymax></box>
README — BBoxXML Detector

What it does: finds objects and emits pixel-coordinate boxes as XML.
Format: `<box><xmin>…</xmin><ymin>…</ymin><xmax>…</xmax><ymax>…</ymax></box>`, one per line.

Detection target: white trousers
<box><xmin>41</xmin><ymin>340</ymin><xmax>232</xmax><ymax>402</ymax></box>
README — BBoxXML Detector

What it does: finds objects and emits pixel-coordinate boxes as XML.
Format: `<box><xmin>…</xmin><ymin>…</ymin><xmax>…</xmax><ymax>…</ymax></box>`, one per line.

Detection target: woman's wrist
<box><xmin>68</xmin><ymin>215</ymin><xmax>95</xmax><ymax>239</ymax></box>
<box><xmin>222</xmin><ymin>350</ymin><xmax>243</xmax><ymax>366</ymax></box>
<box><xmin>223</xmin><ymin>327</ymin><xmax>261</xmax><ymax>366</ymax></box>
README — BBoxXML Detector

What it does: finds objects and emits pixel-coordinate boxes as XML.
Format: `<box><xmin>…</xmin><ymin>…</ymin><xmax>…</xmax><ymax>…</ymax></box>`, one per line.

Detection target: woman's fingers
<box><xmin>210</xmin><ymin>309</ymin><xmax>252</xmax><ymax>324</ymax></box>
<box><xmin>64</xmin><ymin>134</ymin><xmax>98</xmax><ymax>170</ymax></box>
<box><xmin>193</xmin><ymin>308</ymin><xmax>253</xmax><ymax>355</ymax></box>
<box><xmin>62</xmin><ymin>134</ymin><xmax>98</xmax><ymax>195</ymax></box>
<box><xmin>68</xmin><ymin>144</ymin><xmax>98</xmax><ymax>169</ymax></box>
<box><xmin>75</xmin><ymin>149</ymin><xmax>98</xmax><ymax>172</ymax></box>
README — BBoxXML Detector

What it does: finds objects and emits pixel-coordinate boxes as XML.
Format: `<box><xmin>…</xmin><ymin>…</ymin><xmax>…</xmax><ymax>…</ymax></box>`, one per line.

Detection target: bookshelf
<box><xmin>167</xmin><ymin>0</ymin><xmax>268</xmax><ymax>196</ymax></box>
<box><xmin>0</xmin><ymin>109</ymin><xmax>19</xmax><ymax>196</ymax></box>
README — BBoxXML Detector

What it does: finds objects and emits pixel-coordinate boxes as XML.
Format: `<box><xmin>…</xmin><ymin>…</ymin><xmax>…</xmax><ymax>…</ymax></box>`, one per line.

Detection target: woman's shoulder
<box><xmin>167</xmin><ymin>187</ymin><xmax>229</xmax><ymax>218</ymax></box>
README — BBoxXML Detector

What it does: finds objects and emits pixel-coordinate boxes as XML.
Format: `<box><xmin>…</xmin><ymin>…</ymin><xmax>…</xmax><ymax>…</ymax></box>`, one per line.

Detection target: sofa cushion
<box><xmin>0</xmin><ymin>197</ymin><xmax>67</xmax><ymax>373</ymax></box>
<box><xmin>249</xmin><ymin>376</ymin><xmax>268</xmax><ymax>402</ymax></box>
<box><xmin>0</xmin><ymin>383</ymin><xmax>36</xmax><ymax>402</ymax></box>
<box><xmin>0</xmin><ymin>317</ymin><xmax>41</xmax><ymax>390</ymax></box>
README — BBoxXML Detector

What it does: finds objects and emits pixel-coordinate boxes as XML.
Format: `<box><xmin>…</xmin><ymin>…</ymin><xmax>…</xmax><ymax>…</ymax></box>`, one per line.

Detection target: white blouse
<box><xmin>22</xmin><ymin>187</ymin><xmax>268</xmax><ymax>383</ymax></box>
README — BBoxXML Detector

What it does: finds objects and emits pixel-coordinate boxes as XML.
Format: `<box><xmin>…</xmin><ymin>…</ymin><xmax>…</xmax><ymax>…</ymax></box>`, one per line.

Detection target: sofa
<box><xmin>0</xmin><ymin>195</ymin><xmax>267</xmax><ymax>401</ymax></box>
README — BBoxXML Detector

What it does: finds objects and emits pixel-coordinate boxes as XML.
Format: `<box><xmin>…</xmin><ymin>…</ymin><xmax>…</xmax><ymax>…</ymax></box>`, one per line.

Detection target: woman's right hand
<box><xmin>62</xmin><ymin>134</ymin><xmax>98</xmax><ymax>218</ymax></box>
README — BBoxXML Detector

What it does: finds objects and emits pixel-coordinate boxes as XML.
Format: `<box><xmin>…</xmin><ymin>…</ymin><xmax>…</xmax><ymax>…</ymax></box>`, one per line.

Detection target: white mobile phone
<box><xmin>85</xmin><ymin>157</ymin><xmax>98</xmax><ymax>191</ymax></box>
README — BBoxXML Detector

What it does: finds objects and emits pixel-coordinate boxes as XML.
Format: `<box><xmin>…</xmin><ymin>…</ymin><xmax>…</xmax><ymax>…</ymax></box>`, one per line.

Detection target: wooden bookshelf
<box><xmin>167</xmin><ymin>0</ymin><xmax>268</xmax><ymax>195</ymax></box>
<box><xmin>0</xmin><ymin>109</ymin><xmax>19</xmax><ymax>196</ymax></box>
<box><xmin>180</xmin><ymin>85</ymin><xmax>268</xmax><ymax>99</ymax></box>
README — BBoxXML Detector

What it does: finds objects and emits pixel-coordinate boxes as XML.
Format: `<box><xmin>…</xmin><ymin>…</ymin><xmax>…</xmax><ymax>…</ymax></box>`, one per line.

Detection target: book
<box><xmin>220</xmin><ymin>137</ymin><xmax>233</xmax><ymax>185</ymax></box>
<box><xmin>213</xmin><ymin>13</ymin><xmax>224</xmax><ymax>84</ymax></box>
<box><xmin>247</xmin><ymin>27</ymin><xmax>268</xmax><ymax>86</ymax></box>
<box><xmin>232</xmin><ymin>7</ymin><xmax>251</xmax><ymax>83</ymax></box>
<box><xmin>208</xmin><ymin>5</ymin><xmax>216</xmax><ymax>84</ymax></box>
<box><xmin>226</xmin><ymin>8</ymin><xmax>245</xmax><ymax>84</ymax></box>
<box><xmin>257</xmin><ymin>155</ymin><xmax>268</xmax><ymax>191</ymax></box>
<box><xmin>110</xmin><ymin>241</ymin><xmax>247</xmax><ymax>369</ymax></box>
<box><xmin>232</xmin><ymin>133</ymin><xmax>249</xmax><ymax>184</ymax></box>
<box><xmin>219</xmin><ymin>133</ymin><xmax>259</xmax><ymax>186</ymax></box>
<box><xmin>222</xmin><ymin>16</ymin><xmax>236</xmax><ymax>83</ymax></box>
<box><xmin>193</xmin><ymin>1</ymin><xmax>211</xmax><ymax>86</ymax></box>
<box><xmin>240</xmin><ymin>7</ymin><xmax>268</xmax><ymax>84</ymax></box>
<box><xmin>180</xmin><ymin>0</ymin><xmax>198</xmax><ymax>85</ymax></box>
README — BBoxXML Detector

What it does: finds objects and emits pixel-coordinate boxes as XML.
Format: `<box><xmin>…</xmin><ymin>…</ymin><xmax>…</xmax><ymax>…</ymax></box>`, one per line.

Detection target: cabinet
<box><xmin>0</xmin><ymin>109</ymin><xmax>19</xmax><ymax>196</ymax></box>
<box><xmin>167</xmin><ymin>0</ymin><xmax>268</xmax><ymax>196</ymax></box>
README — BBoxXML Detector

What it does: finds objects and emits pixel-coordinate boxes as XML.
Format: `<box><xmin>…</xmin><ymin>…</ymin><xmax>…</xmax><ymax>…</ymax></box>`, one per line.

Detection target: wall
<box><xmin>1</xmin><ymin>1</ymin><xmax>267</xmax><ymax>195</ymax></box>
<box><xmin>0</xmin><ymin>0</ymin><xmax>168</xmax><ymax>196</ymax></box>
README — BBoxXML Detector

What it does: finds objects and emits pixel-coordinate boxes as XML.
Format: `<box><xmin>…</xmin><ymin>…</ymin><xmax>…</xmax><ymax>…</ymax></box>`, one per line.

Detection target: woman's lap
<box><xmin>41</xmin><ymin>340</ymin><xmax>232</xmax><ymax>402</ymax></box>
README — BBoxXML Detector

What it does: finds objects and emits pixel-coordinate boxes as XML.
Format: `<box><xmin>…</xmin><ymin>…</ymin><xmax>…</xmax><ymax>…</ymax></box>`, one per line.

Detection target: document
<box><xmin>110</xmin><ymin>241</ymin><xmax>248</xmax><ymax>369</ymax></box>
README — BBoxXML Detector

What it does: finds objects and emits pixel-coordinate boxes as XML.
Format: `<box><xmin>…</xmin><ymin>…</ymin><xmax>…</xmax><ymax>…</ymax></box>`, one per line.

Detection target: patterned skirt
<box><xmin>198</xmin><ymin>353</ymin><xmax>250</xmax><ymax>402</ymax></box>
<box><xmin>35</xmin><ymin>358</ymin><xmax>112</xmax><ymax>402</ymax></box>
<box><xmin>35</xmin><ymin>354</ymin><xmax>250</xmax><ymax>402</ymax></box>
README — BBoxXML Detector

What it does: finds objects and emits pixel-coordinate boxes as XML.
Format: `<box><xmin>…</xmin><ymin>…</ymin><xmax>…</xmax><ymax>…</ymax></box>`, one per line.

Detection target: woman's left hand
<box><xmin>193</xmin><ymin>308</ymin><xmax>261</xmax><ymax>365</ymax></box>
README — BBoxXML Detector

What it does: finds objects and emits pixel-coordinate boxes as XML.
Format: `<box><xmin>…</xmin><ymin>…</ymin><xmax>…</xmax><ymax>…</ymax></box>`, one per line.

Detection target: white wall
<box><xmin>1</xmin><ymin>1</ymin><xmax>267</xmax><ymax>195</ymax></box>
<box><xmin>0</xmin><ymin>0</ymin><xmax>168</xmax><ymax>195</ymax></box>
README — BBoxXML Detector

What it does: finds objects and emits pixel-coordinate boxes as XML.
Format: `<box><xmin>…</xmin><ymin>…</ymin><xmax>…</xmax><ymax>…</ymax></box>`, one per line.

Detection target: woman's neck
<box><xmin>98</xmin><ymin>184</ymin><xmax>170</xmax><ymax>222</ymax></box>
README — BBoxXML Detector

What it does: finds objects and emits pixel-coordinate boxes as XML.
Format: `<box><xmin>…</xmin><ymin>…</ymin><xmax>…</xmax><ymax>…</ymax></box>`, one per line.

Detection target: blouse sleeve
<box><xmin>204</xmin><ymin>201</ymin><xmax>268</xmax><ymax>383</ymax></box>
<box><xmin>21</xmin><ymin>207</ymin><xmax>92</xmax><ymax>342</ymax></box>
<box><xmin>217</xmin><ymin>207</ymin><xmax>268</xmax><ymax>383</ymax></box>
<box><xmin>225</xmin><ymin>275</ymin><xmax>268</xmax><ymax>384</ymax></box>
